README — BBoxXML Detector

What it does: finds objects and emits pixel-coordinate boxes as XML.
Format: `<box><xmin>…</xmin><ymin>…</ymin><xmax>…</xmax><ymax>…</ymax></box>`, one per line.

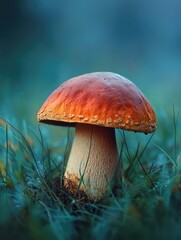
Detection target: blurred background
<box><xmin>0</xmin><ymin>0</ymin><xmax>181</xmax><ymax>125</ymax></box>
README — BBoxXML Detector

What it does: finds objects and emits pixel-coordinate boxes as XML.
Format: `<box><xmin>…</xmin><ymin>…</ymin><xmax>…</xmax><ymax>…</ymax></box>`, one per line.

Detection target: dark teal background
<box><xmin>0</xmin><ymin>0</ymin><xmax>181</xmax><ymax>121</ymax></box>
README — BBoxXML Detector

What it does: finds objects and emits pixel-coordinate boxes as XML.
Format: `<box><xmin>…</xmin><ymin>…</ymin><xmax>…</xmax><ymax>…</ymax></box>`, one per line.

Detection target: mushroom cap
<box><xmin>37</xmin><ymin>72</ymin><xmax>156</xmax><ymax>133</ymax></box>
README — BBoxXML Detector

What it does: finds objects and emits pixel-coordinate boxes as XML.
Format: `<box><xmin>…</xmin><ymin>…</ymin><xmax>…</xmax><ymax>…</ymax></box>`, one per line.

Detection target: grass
<box><xmin>1</xmin><ymin>108</ymin><xmax>181</xmax><ymax>240</ymax></box>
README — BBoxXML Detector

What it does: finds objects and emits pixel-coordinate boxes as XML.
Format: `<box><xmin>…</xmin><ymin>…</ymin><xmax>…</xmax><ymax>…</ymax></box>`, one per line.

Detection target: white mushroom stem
<box><xmin>64</xmin><ymin>123</ymin><xmax>118</xmax><ymax>200</ymax></box>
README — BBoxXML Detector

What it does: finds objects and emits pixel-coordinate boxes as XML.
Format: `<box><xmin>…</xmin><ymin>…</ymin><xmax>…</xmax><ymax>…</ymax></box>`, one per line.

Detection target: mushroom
<box><xmin>37</xmin><ymin>72</ymin><xmax>156</xmax><ymax>200</ymax></box>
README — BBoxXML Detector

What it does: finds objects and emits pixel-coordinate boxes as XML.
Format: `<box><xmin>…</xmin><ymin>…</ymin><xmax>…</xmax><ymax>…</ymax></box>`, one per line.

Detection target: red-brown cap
<box><xmin>37</xmin><ymin>72</ymin><xmax>156</xmax><ymax>133</ymax></box>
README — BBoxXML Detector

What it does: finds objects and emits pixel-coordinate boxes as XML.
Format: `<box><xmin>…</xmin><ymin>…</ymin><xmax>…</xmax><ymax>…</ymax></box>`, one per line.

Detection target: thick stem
<box><xmin>64</xmin><ymin>123</ymin><xmax>118</xmax><ymax>200</ymax></box>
